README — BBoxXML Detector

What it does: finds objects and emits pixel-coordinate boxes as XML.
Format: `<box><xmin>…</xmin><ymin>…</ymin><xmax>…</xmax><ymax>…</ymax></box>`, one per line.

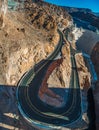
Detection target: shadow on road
<box><xmin>0</xmin><ymin>58</ymin><xmax>96</xmax><ymax>130</ymax></box>
<box><xmin>86</xmin><ymin>88</ymin><xmax>96</xmax><ymax>130</ymax></box>
<box><xmin>0</xmin><ymin>85</ymin><xmax>36</xmax><ymax>130</ymax></box>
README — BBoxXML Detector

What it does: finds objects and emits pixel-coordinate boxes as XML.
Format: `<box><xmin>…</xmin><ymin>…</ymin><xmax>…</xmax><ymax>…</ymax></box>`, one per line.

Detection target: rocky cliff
<box><xmin>25</xmin><ymin>0</ymin><xmax>72</xmax><ymax>30</ymax></box>
<box><xmin>64</xmin><ymin>6</ymin><xmax>99</xmax><ymax>30</ymax></box>
<box><xmin>47</xmin><ymin>43</ymin><xmax>71</xmax><ymax>88</ymax></box>
<box><xmin>75</xmin><ymin>54</ymin><xmax>91</xmax><ymax>90</ymax></box>
<box><xmin>0</xmin><ymin>0</ymin><xmax>93</xmax><ymax>130</ymax></box>
<box><xmin>0</xmin><ymin>0</ymin><xmax>71</xmax><ymax>85</ymax></box>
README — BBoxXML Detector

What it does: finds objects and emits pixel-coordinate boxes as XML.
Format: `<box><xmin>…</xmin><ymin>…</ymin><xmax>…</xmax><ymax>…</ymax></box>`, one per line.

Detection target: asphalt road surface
<box><xmin>16</xmin><ymin>30</ymin><xmax>82</xmax><ymax>129</ymax></box>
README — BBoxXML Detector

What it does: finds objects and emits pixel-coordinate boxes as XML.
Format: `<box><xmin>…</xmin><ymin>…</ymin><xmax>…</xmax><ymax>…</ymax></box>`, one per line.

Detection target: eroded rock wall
<box><xmin>75</xmin><ymin>54</ymin><xmax>91</xmax><ymax>90</ymax></box>
<box><xmin>0</xmin><ymin>0</ymin><xmax>72</xmax><ymax>85</ymax></box>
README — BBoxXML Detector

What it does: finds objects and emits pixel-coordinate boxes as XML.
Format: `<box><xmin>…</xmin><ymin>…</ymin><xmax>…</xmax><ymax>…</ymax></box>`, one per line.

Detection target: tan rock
<box><xmin>47</xmin><ymin>43</ymin><xmax>71</xmax><ymax>88</ymax></box>
<box><xmin>0</xmin><ymin>14</ymin><xmax>3</xmax><ymax>28</ymax></box>
<box><xmin>75</xmin><ymin>54</ymin><xmax>91</xmax><ymax>90</ymax></box>
<box><xmin>0</xmin><ymin>10</ymin><xmax>60</xmax><ymax>85</ymax></box>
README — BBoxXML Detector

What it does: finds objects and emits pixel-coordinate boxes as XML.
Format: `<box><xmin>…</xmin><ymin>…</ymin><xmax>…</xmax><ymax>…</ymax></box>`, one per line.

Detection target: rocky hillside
<box><xmin>48</xmin><ymin>44</ymin><xmax>91</xmax><ymax>90</ymax></box>
<box><xmin>0</xmin><ymin>0</ymin><xmax>71</xmax><ymax>85</ymax></box>
<box><xmin>0</xmin><ymin>0</ymin><xmax>92</xmax><ymax>91</ymax></box>
<box><xmin>0</xmin><ymin>1</ymin><xmax>94</xmax><ymax>130</ymax></box>
<box><xmin>64</xmin><ymin>6</ymin><xmax>99</xmax><ymax>31</ymax></box>
<box><xmin>25</xmin><ymin>0</ymin><xmax>72</xmax><ymax>30</ymax></box>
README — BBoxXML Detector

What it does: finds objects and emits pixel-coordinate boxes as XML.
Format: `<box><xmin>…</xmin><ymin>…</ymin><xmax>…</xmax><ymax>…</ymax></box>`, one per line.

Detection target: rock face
<box><xmin>25</xmin><ymin>0</ymin><xmax>72</xmax><ymax>30</ymax></box>
<box><xmin>0</xmin><ymin>1</ymin><xmax>94</xmax><ymax>130</ymax></box>
<box><xmin>0</xmin><ymin>0</ymin><xmax>72</xmax><ymax>85</ymax></box>
<box><xmin>38</xmin><ymin>41</ymin><xmax>91</xmax><ymax>109</ymax></box>
<box><xmin>48</xmin><ymin>45</ymin><xmax>91</xmax><ymax>90</ymax></box>
<box><xmin>47</xmin><ymin>43</ymin><xmax>71</xmax><ymax>88</ymax></box>
<box><xmin>0</xmin><ymin>13</ymin><xmax>58</xmax><ymax>85</ymax></box>
<box><xmin>38</xmin><ymin>42</ymin><xmax>71</xmax><ymax>107</ymax></box>
<box><xmin>38</xmin><ymin>60</ymin><xmax>65</xmax><ymax>107</ymax></box>
<box><xmin>75</xmin><ymin>54</ymin><xmax>91</xmax><ymax>90</ymax></box>
<box><xmin>0</xmin><ymin>14</ymin><xmax>3</xmax><ymax>28</ymax></box>
<box><xmin>0</xmin><ymin>12</ymin><xmax>54</xmax><ymax>85</ymax></box>
<box><xmin>64</xmin><ymin>6</ymin><xmax>99</xmax><ymax>30</ymax></box>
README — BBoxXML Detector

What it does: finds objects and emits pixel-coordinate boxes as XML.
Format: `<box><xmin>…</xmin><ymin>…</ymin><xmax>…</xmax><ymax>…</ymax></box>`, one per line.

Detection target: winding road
<box><xmin>16</xmin><ymin>30</ymin><xmax>82</xmax><ymax>129</ymax></box>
